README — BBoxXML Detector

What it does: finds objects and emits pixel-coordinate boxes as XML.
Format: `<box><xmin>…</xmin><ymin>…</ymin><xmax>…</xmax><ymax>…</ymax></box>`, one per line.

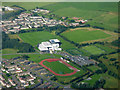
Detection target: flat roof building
<box><xmin>38</xmin><ymin>39</ymin><xmax>62</xmax><ymax>53</ymax></box>
<box><xmin>49</xmin><ymin>39</ymin><xmax>60</xmax><ymax>44</ymax></box>
<box><xmin>38</xmin><ymin>44</ymin><xmax>48</xmax><ymax>51</ymax></box>
<box><xmin>41</xmin><ymin>41</ymin><xmax>52</xmax><ymax>48</ymax></box>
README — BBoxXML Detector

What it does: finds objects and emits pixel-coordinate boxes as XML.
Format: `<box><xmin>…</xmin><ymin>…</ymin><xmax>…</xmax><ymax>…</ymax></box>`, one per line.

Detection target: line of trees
<box><xmin>111</xmin><ymin>38</ymin><xmax>120</xmax><ymax>48</ymax></box>
<box><xmin>16</xmin><ymin>25</ymin><xmax>68</xmax><ymax>35</ymax></box>
<box><xmin>2</xmin><ymin>32</ymin><xmax>35</xmax><ymax>53</ymax></box>
<box><xmin>110</xmin><ymin>61</ymin><xmax>120</xmax><ymax>70</ymax></box>
<box><xmin>95</xmin><ymin>63</ymin><xmax>108</xmax><ymax>74</ymax></box>
<box><xmin>108</xmin><ymin>70</ymin><xmax>120</xmax><ymax>80</ymax></box>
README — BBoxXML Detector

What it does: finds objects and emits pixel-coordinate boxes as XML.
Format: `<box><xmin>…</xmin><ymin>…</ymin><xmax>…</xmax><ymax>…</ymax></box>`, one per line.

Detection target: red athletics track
<box><xmin>39</xmin><ymin>58</ymin><xmax>78</xmax><ymax>76</ymax></box>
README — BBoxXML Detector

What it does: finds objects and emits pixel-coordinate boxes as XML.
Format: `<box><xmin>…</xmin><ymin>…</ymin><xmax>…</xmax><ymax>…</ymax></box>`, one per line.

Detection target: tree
<box><xmin>103</xmin><ymin>56</ymin><xmax>108</xmax><ymax>59</ymax></box>
<box><xmin>110</xmin><ymin>58</ymin><xmax>117</xmax><ymax>61</ymax></box>
<box><xmin>2</xmin><ymin>8</ymin><xmax>5</xmax><ymax>11</ymax></box>
<box><xmin>22</xmin><ymin>55</ymin><xmax>29</xmax><ymax>59</ymax></box>
<box><xmin>51</xmin><ymin>76</ymin><xmax>57</xmax><ymax>81</ymax></box>
<box><xmin>93</xmin><ymin>79</ymin><xmax>106</xmax><ymax>88</ymax></box>
<box><xmin>2</xmin><ymin>32</ymin><xmax>35</xmax><ymax>53</ymax></box>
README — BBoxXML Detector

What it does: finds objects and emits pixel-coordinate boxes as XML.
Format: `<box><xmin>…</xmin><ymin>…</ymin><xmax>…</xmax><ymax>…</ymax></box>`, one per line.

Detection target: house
<box><xmin>6</xmin><ymin>65</ymin><xmax>17</xmax><ymax>68</ymax></box>
<box><xmin>0</xmin><ymin>80</ymin><xmax>6</xmax><ymax>86</ymax></box>
<box><xmin>30</xmin><ymin>64</ymin><xmax>39</xmax><ymax>68</ymax></box>
<box><xmin>40</xmin><ymin>70</ymin><xmax>48</xmax><ymax>75</ymax></box>
<box><xmin>8</xmin><ymin>29</ymin><xmax>18</xmax><ymax>33</ymax></box>
<box><xmin>45</xmin><ymin>74</ymin><xmax>54</xmax><ymax>78</ymax></box>
<box><xmin>62</xmin><ymin>17</ymin><xmax>66</xmax><ymax>20</ymax></box>
<box><xmin>0</xmin><ymin>75</ymin><xmax>5</xmax><ymax>80</ymax></box>
<box><xmin>18</xmin><ymin>77</ymin><xmax>26</xmax><ymax>83</ymax></box>
<box><xmin>34</xmin><ymin>67</ymin><xmax>43</xmax><ymax>71</ymax></box>
<box><xmin>18</xmin><ymin>72</ymin><xmax>30</xmax><ymax>76</ymax></box>
<box><xmin>8</xmin><ymin>79</ymin><xmax>16</xmax><ymax>86</ymax></box>
<box><xmin>8</xmin><ymin>68</ymin><xmax>15</xmax><ymax>71</ymax></box>
<box><xmin>20</xmin><ymin>26</ymin><xmax>29</xmax><ymax>30</ymax></box>
<box><xmin>21</xmin><ymin>82</ymin><xmax>29</xmax><ymax>87</ymax></box>
<box><xmin>72</xmin><ymin>17</ymin><xmax>79</xmax><ymax>20</ymax></box>
<box><xmin>6</xmin><ymin>84</ymin><xmax>11</xmax><ymax>88</ymax></box>
<box><xmin>69</xmin><ymin>23</ymin><xmax>79</xmax><ymax>26</ymax></box>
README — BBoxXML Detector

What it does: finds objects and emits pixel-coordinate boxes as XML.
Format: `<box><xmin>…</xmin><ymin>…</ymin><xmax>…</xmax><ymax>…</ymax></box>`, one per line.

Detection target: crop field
<box><xmin>82</xmin><ymin>73</ymin><xmax>118</xmax><ymax>88</ymax></box>
<box><xmin>103</xmin><ymin>73</ymin><xmax>119</xmax><ymax>88</ymax></box>
<box><xmin>82</xmin><ymin>74</ymin><xmax>101</xmax><ymax>86</ymax></box>
<box><xmin>61</xmin><ymin>30</ymin><xmax>111</xmax><ymax>43</ymax></box>
<box><xmin>82</xmin><ymin>45</ymin><xmax>105</xmax><ymax>55</ymax></box>
<box><xmin>19</xmin><ymin>31</ymin><xmax>76</xmax><ymax>50</ymax></box>
<box><xmin>99</xmin><ymin>53</ymin><xmax>119</xmax><ymax>75</ymax></box>
<box><xmin>42</xmin><ymin>2</ymin><xmax>118</xmax><ymax>31</ymax></box>
<box><xmin>97</xmin><ymin>53</ymin><xmax>119</xmax><ymax>88</ymax></box>
<box><xmin>3</xmin><ymin>2</ymin><xmax>55</xmax><ymax>10</ymax></box>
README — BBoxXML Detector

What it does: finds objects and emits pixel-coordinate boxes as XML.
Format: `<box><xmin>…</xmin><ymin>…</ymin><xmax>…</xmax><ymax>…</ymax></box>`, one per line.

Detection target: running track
<box><xmin>39</xmin><ymin>59</ymin><xmax>78</xmax><ymax>76</ymax></box>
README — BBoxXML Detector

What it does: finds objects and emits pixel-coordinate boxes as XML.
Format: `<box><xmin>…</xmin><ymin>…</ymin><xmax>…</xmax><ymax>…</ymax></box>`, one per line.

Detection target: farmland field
<box><xmin>61</xmin><ymin>30</ymin><xmax>111</xmax><ymax>43</ymax></box>
<box><xmin>82</xmin><ymin>73</ymin><xmax>118</xmax><ymax>88</ymax></box>
<box><xmin>82</xmin><ymin>45</ymin><xmax>105</xmax><ymax>55</ymax></box>
<box><xmin>99</xmin><ymin>53</ymin><xmax>119</xmax><ymax>75</ymax></box>
<box><xmin>3</xmin><ymin>2</ymin><xmax>55</xmax><ymax>10</ymax></box>
<box><xmin>82</xmin><ymin>74</ymin><xmax>101</xmax><ymax>86</ymax></box>
<box><xmin>42</xmin><ymin>2</ymin><xmax>118</xmax><ymax>31</ymax></box>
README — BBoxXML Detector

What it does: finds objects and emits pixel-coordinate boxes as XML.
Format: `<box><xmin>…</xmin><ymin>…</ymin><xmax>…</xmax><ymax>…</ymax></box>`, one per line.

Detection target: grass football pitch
<box><xmin>61</xmin><ymin>30</ymin><xmax>111</xmax><ymax>43</ymax></box>
<box><xmin>82</xmin><ymin>45</ymin><xmax>105</xmax><ymax>55</ymax></box>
